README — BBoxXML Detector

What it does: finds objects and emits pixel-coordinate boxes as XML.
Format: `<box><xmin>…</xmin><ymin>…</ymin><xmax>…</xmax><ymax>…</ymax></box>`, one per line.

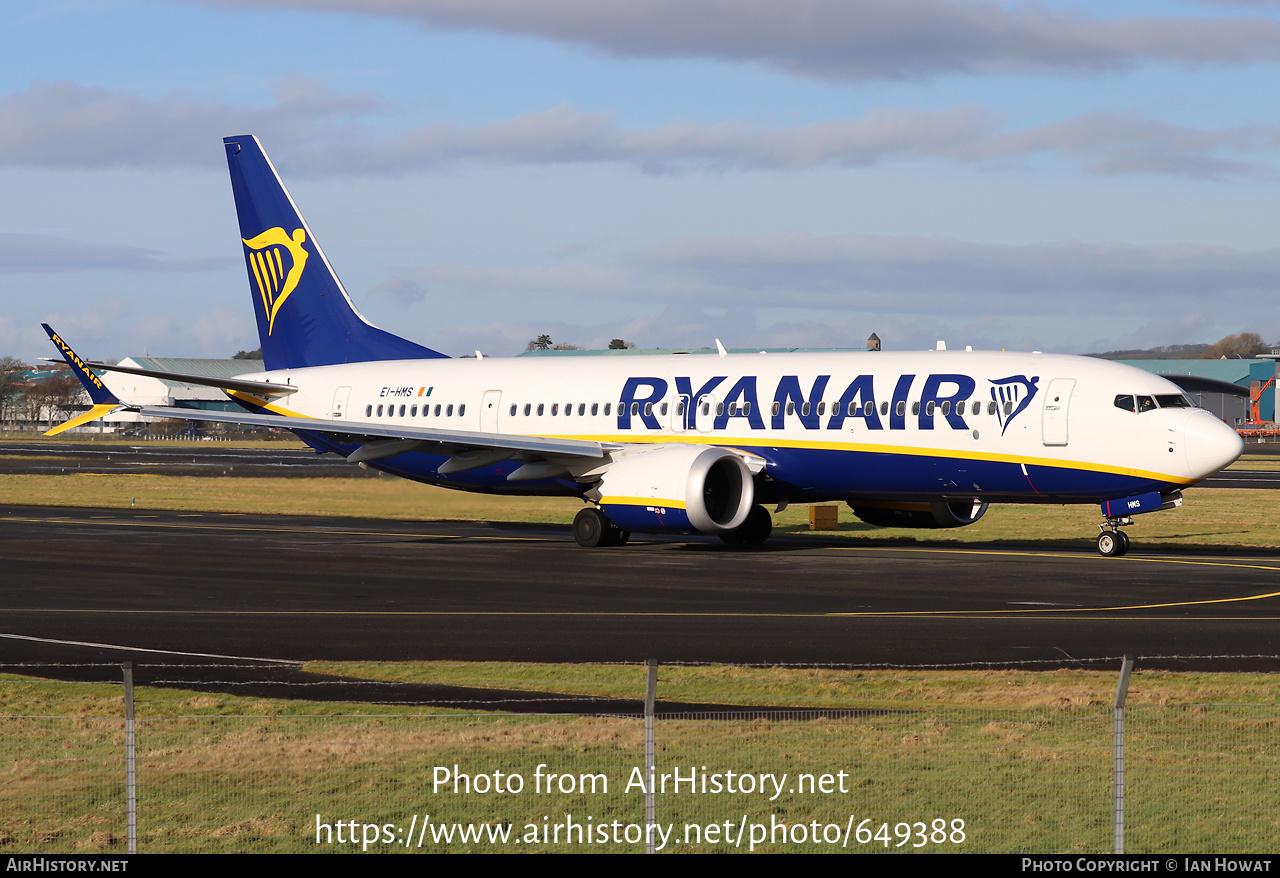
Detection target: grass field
<box><xmin>1</xmin><ymin>469</ymin><xmax>1276</xmax><ymax>550</ymax></box>
<box><xmin>3</xmin><ymin>438</ymin><xmax>1277</xmax><ymax>550</ymax></box>
<box><xmin>2</xmin><ymin>667</ymin><xmax>1278</xmax><ymax>853</ymax></box>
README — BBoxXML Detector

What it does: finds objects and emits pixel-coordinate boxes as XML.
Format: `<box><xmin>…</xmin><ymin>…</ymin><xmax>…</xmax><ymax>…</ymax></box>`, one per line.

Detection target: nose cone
<box><xmin>1183</xmin><ymin>410</ymin><xmax>1244</xmax><ymax>480</ymax></box>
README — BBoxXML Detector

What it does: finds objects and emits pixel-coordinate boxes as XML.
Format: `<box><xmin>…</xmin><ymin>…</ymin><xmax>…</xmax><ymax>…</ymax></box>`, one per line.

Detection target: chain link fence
<box><xmin>1</xmin><ymin>660</ymin><xmax>1277</xmax><ymax>853</ymax></box>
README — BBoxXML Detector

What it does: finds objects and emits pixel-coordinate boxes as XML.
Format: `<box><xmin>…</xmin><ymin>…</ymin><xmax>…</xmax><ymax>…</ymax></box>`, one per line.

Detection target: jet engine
<box><xmin>592</xmin><ymin>444</ymin><xmax>755</xmax><ymax>534</ymax></box>
<box><xmin>850</xmin><ymin>500</ymin><xmax>988</xmax><ymax>529</ymax></box>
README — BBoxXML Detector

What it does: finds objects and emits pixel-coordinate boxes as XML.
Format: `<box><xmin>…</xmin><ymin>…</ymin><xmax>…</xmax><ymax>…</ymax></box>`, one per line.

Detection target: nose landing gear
<box><xmin>1097</xmin><ymin>518</ymin><xmax>1132</xmax><ymax>557</ymax></box>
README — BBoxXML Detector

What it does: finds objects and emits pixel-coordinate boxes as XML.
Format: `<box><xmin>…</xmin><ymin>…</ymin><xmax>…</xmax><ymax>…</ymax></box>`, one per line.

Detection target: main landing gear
<box><xmin>1096</xmin><ymin>518</ymin><xmax>1132</xmax><ymax>557</ymax></box>
<box><xmin>573</xmin><ymin>507</ymin><xmax>629</xmax><ymax>548</ymax></box>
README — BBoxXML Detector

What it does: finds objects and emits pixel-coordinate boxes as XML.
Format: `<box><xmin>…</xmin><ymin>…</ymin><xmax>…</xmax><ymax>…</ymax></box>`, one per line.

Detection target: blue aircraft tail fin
<box><xmin>223</xmin><ymin>135</ymin><xmax>448</xmax><ymax>370</ymax></box>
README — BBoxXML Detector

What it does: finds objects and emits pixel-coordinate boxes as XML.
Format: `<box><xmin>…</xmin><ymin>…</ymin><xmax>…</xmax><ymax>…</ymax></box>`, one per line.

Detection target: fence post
<box><xmin>122</xmin><ymin>662</ymin><xmax>137</xmax><ymax>854</ymax></box>
<box><xmin>1113</xmin><ymin>653</ymin><xmax>1134</xmax><ymax>855</ymax></box>
<box><xmin>644</xmin><ymin>659</ymin><xmax>657</xmax><ymax>855</ymax></box>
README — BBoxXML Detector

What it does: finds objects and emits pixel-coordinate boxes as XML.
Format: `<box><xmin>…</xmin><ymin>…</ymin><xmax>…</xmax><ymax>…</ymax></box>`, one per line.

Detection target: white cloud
<box><xmin>188</xmin><ymin>0</ymin><xmax>1280</xmax><ymax>80</ymax></box>
<box><xmin>0</xmin><ymin>232</ymin><xmax>229</xmax><ymax>272</ymax></box>
<box><xmin>380</xmin><ymin>233</ymin><xmax>1280</xmax><ymax>322</ymax></box>
<box><xmin>0</xmin><ymin>79</ymin><xmax>376</xmax><ymax>171</ymax></box>
<box><xmin>2</xmin><ymin>83</ymin><xmax>1273</xmax><ymax>179</ymax></box>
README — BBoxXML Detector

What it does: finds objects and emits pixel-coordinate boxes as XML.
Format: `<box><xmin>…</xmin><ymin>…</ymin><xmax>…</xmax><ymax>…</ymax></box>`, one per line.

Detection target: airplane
<box><xmin>44</xmin><ymin>135</ymin><xmax>1245</xmax><ymax>556</ymax></box>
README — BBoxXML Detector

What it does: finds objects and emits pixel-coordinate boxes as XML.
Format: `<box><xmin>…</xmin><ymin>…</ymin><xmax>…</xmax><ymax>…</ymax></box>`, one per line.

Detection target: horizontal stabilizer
<box><xmin>50</xmin><ymin>359</ymin><xmax>299</xmax><ymax>397</ymax></box>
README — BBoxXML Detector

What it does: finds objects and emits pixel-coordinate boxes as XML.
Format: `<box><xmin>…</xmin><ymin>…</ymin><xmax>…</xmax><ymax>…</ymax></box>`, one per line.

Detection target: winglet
<box><xmin>41</xmin><ymin>324</ymin><xmax>121</xmax><ymax>435</ymax></box>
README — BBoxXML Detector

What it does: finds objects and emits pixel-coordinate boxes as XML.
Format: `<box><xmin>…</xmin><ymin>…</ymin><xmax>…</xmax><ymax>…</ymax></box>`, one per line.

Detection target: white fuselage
<box><xmin>228</xmin><ymin>349</ymin><xmax>1243</xmax><ymax>505</ymax></box>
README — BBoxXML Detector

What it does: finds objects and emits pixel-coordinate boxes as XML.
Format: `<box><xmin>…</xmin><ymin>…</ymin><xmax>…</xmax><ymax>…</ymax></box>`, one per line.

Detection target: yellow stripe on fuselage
<box><xmin>511</xmin><ymin>431</ymin><xmax>1195</xmax><ymax>485</ymax></box>
<box><xmin>600</xmin><ymin>496</ymin><xmax>687</xmax><ymax>509</ymax></box>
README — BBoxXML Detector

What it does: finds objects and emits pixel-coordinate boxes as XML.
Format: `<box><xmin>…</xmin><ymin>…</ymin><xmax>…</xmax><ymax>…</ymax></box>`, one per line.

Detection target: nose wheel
<box><xmin>1097</xmin><ymin>520</ymin><xmax>1132</xmax><ymax>557</ymax></box>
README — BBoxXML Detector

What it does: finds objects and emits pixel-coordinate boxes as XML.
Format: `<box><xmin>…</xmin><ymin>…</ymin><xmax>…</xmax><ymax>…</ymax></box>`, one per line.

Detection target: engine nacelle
<box><xmin>850</xmin><ymin>499</ymin><xmax>988</xmax><ymax>529</ymax></box>
<box><xmin>593</xmin><ymin>444</ymin><xmax>755</xmax><ymax>534</ymax></box>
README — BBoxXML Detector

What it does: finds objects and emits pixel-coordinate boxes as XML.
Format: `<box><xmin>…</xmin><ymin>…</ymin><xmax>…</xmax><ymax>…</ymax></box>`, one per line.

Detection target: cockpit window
<box><xmin>1136</xmin><ymin>396</ymin><xmax>1156</xmax><ymax>413</ymax></box>
<box><xmin>1155</xmin><ymin>394</ymin><xmax>1192</xmax><ymax>408</ymax></box>
<box><xmin>1114</xmin><ymin>395</ymin><xmax>1135</xmax><ymax>413</ymax></box>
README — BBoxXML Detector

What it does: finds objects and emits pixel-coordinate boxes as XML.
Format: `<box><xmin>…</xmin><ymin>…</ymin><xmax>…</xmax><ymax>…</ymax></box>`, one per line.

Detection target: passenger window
<box><xmin>565</xmin><ymin>404</ymin><xmax>572</xmax><ymax>416</ymax></box>
<box><xmin>604</xmin><ymin>403</ymin><xmax>611</xmax><ymax>416</ymax></box>
<box><xmin>458</xmin><ymin>404</ymin><xmax>465</xmax><ymax>416</ymax></box>
<box><xmin>631</xmin><ymin>402</ymin><xmax>639</xmax><ymax>416</ymax></box>
<box><xmin>954</xmin><ymin>401</ymin><xmax>964</xmax><ymax>415</ymax></box>
<box><xmin>801</xmin><ymin>402</ymin><xmax>810</xmax><ymax>416</ymax></box>
<box><xmin>676</xmin><ymin>401</ymin><xmax>685</xmax><ymax>416</ymax></box>
<box><xmin>881</xmin><ymin>401</ymin><xmax>889</xmax><ymax>416</ymax></box>
<box><xmin>864</xmin><ymin>401</ymin><xmax>874</xmax><ymax>417</ymax></box>
<box><xmin>644</xmin><ymin>403</ymin><xmax>653</xmax><ymax>417</ymax></box>
<box><xmin>524</xmin><ymin>404</ymin><xmax>531</xmax><ymax>416</ymax></box>
<box><xmin>926</xmin><ymin>401</ymin><xmax>935</xmax><ymax>416</ymax></box>
<box><xmin>847</xmin><ymin>401</ymin><xmax>856</xmax><ymax>416</ymax></box>
<box><xmin>447</xmin><ymin>404</ymin><xmax>454</xmax><ymax>416</ymax></box>
<box><xmin>988</xmin><ymin>401</ymin><xmax>997</xmax><ymax>415</ymax></box>
<box><xmin>399</xmin><ymin>405</ymin><xmax>406</xmax><ymax>417</ymax></box>
<box><xmin>578</xmin><ymin>404</ymin><xmax>585</xmax><ymax>416</ymax></box>
<box><xmin>787</xmin><ymin>402</ymin><xmax>795</xmax><ymax>415</ymax></box>
<box><xmin>772</xmin><ymin>401</ymin><xmax>780</xmax><ymax>416</ymax></box>
<box><xmin>1003</xmin><ymin>401</ymin><xmax>1012</xmax><ymax>416</ymax></box>
<box><xmin>592</xmin><ymin>403</ymin><xmax>599</xmax><ymax>416</ymax></box>
<box><xmin>659</xmin><ymin>402</ymin><xmax>667</xmax><ymax>416</ymax></box>
<box><xmin>941</xmin><ymin>401</ymin><xmax>950</xmax><ymax>416</ymax></box>
<box><xmin>896</xmin><ymin>401</ymin><xmax>905</xmax><ymax>417</ymax></box>
<box><xmin>728</xmin><ymin>402</ymin><xmax>738</xmax><ymax>416</ymax></box>
<box><xmin>702</xmin><ymin>403</ymin><xmax>710</xmax><ymax>416</ymax></box>
<box><xmin>508</xmin><ymin>405</ymin><xmax>515</xmax><ymax>416</ymax></box>
<box><xmin>912</xmin><ymin>402</ymin><xmax>920</xmax><ymax>415</ymax></box>
<box><xmin>1114</xmin><ymin>395</ymin><xmax>1135</xmax><ymax>413</ymax></box>
<box><xmin>744</xmin><ymin>402</ymin><xmax>751</xmax><ymax>416</ymax></box>
<box><xmin>377</xmin><ymin>405</ymin><xmax>383</xmax><ymax>416</ymax></box>
<box><xmin>716</xmin><ymin>402</ymin><xmax>724</xmax><ymax>416</ymax></box>
<box><xmin>552</xmin><ymin>404</ymin><xmax>559</xmax><ymax>416</ymax></box>
<box><xmin>817</xmin><ymin>402</ymin><xmax>826</xmax><ymax>416</ymax></box>
<box><xmin>366</xmin><ymin>405</ymin><xmax>372</xmax><ymax>417</ymax></box>
<box><xmin>537</xmin><ymin>404</ymin><xmax>544</xmax><ymax>416</ymax></box>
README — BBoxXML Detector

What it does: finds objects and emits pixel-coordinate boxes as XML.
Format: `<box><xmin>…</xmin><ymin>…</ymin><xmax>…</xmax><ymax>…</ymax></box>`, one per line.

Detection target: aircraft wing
<box><xmin>133</xmin><ymin>404</ymin><xmax>612</xmax><ymax>461</ymax></box>
<box><xmin>42</xmin><ymin>324</ymin><xmax>611</xmax><ymax>465</ymax></box>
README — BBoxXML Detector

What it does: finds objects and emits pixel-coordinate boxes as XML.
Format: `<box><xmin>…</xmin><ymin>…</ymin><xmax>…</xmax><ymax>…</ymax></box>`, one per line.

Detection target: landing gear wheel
<box><xmin>718</xmin><ymin>505</ymin><xmax>773</xmax><ymax>546</ymax></box>
<box><xmin>1097</xmin><ymin>530</ymin><xmax>1127</xmax><ymax>557</ymax></box>
<box><xmin>573</xmin><ymin>507</ymin><xmax>612</xmax><ymax>548</ymax></box>
<box><xmin>611</xmin><ymin>527</ymin><xmax>630</xmax><ymax>547</ymax></box>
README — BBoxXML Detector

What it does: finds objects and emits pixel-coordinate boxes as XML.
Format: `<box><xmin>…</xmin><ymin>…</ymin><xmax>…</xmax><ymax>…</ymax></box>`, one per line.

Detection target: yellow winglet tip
<box><xmin>44</xmin><ymin>404</ymin><xmax>117</xmax><ymax>436</ymax></box>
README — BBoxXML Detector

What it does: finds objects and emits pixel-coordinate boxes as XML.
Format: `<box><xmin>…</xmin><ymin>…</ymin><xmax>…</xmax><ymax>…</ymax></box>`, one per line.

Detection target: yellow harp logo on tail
<box><xmin>242</xmin><ymin>227</ymin><xmax>309</xmax><ymax>335</ymax></box>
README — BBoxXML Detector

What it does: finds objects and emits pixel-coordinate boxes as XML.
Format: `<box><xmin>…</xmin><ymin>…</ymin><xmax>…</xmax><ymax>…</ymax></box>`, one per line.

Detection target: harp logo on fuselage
<box><xmin>242</xmin><ymin>227</ymin><xmax>309</xmax><ymax>336</ymax></box>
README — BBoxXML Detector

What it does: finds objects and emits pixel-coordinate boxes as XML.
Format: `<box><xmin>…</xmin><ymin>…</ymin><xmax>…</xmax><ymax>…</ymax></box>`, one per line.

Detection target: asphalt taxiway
<box><xmin>3</xmin><ymin>505</ymin><xmax>1279</xmax><ymax>687</ymax></box>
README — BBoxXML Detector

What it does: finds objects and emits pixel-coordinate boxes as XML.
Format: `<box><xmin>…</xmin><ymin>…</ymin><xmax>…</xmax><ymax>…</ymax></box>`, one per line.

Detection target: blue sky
<box><xmin>4</xmin><ymin>0</ymin><xmax>1280</xmax><ymax>361</ymax></box>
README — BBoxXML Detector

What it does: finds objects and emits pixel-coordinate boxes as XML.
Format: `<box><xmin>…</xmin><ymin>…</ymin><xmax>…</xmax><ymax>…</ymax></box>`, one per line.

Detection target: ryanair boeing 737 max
<box><xmin>44</xmin><ymin>136</ymin><xmax>1244</xmax><ymax>556</ymax></box>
